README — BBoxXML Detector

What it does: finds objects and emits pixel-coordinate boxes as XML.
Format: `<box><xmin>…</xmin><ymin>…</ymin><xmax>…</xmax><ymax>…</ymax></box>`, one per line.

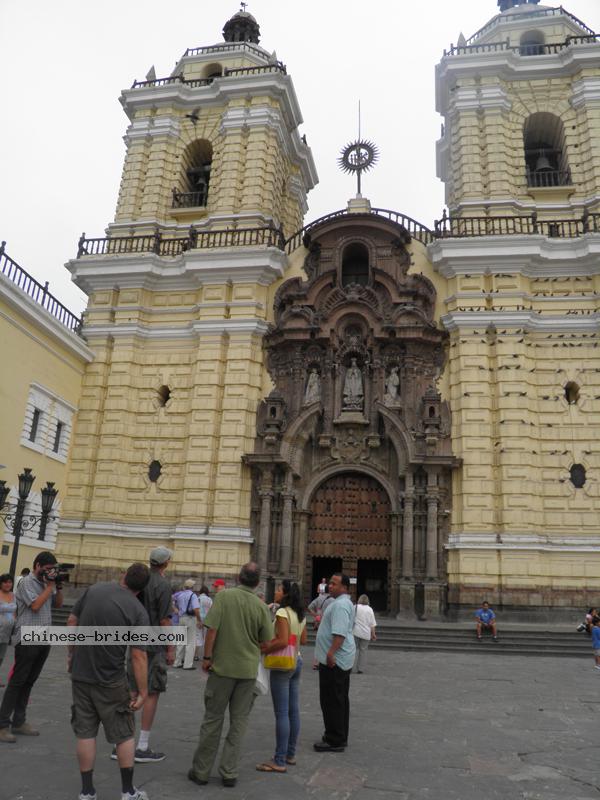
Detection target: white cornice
<box><xmin>82</xmin><ymin>318</ymin><xmax>271</xmax><ymax>341</ymax></box>
<box><xmin>0</xmin><ymin>273</ymin><xmax>93</xmax><ymax>363</ymax></box>
<box><xmin>428</xmin><ymin>234</ymin><xmax>600</xmax><ymax>277</ymax></box>
<box><xmin>121</xmin><ymin>72</ymin><xmax>302</xmax><ymax>129</ymax></box>
<box><xmin>447</xmin><ymin>531</ymin><xmax>600</xmax><ymax>552</ymax></box>
<box><xmin>67</xmin><ymin>247</ymin><xmax>288</xmax><ymax>294</ymax></box>
<box><xmin>436</xmin><ymin>45</ymin><xmax>600</xmax><ymax>115</ymax></box>
<box><xmin>59</xmin><ymin>518</ymin><xmax>252</xmax><ymax>543</ymax></box>
<box><xmin>442</xmin><ymin>310</ymin><xmax>600</xmax><ymax>333</ymax></box>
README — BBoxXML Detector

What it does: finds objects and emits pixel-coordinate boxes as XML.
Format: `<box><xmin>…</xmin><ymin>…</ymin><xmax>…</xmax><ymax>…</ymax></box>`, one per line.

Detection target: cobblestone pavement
<box><xmin>1</xmin><ymin>646</ymin><xmax>599</xmax><ymax>800</ymax></box>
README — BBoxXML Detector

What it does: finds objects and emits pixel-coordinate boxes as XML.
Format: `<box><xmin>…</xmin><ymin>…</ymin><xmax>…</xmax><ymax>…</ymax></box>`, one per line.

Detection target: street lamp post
<box><xmin>0</xmin><ymin>468</ymin><xmax>59</xmax><ymax>578</ymax></box>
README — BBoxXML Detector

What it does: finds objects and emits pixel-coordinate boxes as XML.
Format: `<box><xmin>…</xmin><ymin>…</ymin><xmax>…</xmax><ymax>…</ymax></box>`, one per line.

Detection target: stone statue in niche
<box><xmin>384</xmin><ymin>367</ymin><xmax>400</xmax><ymax>406</ymax></box>
<box><xmin>303</xmin><ymin>368</ymin><xmax>321</xmax><ymax>405</ymax></box>
<box><xmin>343</xmin><ymin>358</ymin><xmax>364</xmax><ymax>410</ymax></box>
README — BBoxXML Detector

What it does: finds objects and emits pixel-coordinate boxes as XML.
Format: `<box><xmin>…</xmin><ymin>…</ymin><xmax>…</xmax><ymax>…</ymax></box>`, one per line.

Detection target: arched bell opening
<box><xmin>172</xmin><ymin>139</ymin><xmax>213</xmax><ymax>208</ymax></box>
<box><xmin>523</xmin><ymin>113</ymin><xmax>571</xmax><ymax>188</ymax></box>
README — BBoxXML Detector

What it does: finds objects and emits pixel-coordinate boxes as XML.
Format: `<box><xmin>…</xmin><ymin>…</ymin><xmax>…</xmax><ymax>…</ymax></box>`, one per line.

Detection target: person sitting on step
<box><xmin>475</xmin><ymin>601</ymin><xmax>498</xmax><ymax>641</ymax></box>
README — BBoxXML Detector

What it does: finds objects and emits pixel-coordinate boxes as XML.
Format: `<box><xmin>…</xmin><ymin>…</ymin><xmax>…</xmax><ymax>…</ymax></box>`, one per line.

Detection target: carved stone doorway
<box><xmin>305</xmin><ymin>472</ymin><xmax>392</xmax><ymax>610</ymax></box>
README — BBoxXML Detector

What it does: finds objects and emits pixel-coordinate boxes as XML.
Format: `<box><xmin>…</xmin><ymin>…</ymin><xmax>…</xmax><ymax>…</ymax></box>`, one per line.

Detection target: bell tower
<box><xmin>436</xmin><ymin>1</ymin><xmax>600</xmax><ymax>219</ymax></box>
<box><xmin>112</xmin><ymin>8</ymin><xmax>316</xmax><ymax>239</ymax></box>
<box><xmin>431</xmin><ymin>3</ymin><xmax>600</xmax><ymax>616</ymax></box>
<box><xmin>58</xmin><ymin>11</ymin><xmax>317</xmax><ymax>584</ymax></box>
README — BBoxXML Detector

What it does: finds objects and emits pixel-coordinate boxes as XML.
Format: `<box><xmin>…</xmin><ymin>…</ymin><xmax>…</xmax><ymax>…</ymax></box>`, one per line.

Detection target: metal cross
<box><xmin>240</xmin><ymin>2</ymin><xmax>248</xmax><ymax>10</ymax></box>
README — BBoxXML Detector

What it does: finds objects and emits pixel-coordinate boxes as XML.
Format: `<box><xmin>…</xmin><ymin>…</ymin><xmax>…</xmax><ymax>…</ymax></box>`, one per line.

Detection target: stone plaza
<box><xmin>1</xmin><ymin>645</ymin><xmax>598</xmax><ymax>800</ymax></box>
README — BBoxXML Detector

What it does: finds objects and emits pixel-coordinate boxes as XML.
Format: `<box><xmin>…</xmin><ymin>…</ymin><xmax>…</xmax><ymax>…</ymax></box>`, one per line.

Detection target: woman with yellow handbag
<box><xmin>256</xmin><ymin>580</ymin><xmax>307</xmax><ymax>773</ymax></box>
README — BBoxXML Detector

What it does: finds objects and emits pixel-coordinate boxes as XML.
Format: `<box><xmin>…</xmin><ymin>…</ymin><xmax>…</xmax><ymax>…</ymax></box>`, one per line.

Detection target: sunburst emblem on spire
<box><xmin>338</xmin><ymin>139</ymin><xmax>379</xmax><ymax>196</ymax></box>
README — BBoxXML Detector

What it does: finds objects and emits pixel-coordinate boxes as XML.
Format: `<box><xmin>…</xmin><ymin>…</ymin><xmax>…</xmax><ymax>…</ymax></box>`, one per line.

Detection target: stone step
<box><xmin>52</xmin><ymin>607</ymin><xmax>590</xmax><ymax>657</ymax></box>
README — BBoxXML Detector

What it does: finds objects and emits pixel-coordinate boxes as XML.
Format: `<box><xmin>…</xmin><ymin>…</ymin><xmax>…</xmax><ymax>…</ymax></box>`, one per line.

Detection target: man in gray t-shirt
<box><xmin>127</xmin><ymin>546</ymin><xmax>174</xmax><ymax>764</ymax></box>
<box><xmin>68</xmin><ymin>562</ymin><xmax>151</xmax><ymax>800</ymax></box>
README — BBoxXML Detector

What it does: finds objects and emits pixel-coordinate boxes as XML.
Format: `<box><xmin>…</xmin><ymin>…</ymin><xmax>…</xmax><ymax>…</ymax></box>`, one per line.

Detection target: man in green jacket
<box><xmin>188</xmin><ymin>562</ymin><xmax>272</xmax><ymax>788</ymax></box>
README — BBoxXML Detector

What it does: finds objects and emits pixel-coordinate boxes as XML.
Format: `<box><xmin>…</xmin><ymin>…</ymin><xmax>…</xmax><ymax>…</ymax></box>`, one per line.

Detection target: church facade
<box><xmin>53</xmin><ymin>1</ymin><xmax>600</xmax><ymax>617</ymax></box>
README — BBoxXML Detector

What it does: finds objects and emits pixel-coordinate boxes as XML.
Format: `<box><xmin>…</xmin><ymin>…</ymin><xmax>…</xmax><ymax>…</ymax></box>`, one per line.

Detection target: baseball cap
<box><xmin>183</xmin><ymin>578</ymin><xmax>195</xmax><ymax>589</ymax></box>
<box><xmin>149</xmin><ymin>546</ymin><xmax>173</xmax><ymax>566</ymax></box>
<box><xmin>212</xmin><ymin>578</ymin><xmax>226</xmax><ymax>588</ymax></box>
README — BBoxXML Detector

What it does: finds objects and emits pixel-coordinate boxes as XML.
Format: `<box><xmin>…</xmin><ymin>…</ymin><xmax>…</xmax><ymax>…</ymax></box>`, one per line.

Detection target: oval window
<box><xmin>570</xmin><ymin>464</ymin><xmax>586</xmax><ymax>489</ymax></box>
<box><xmin>149</xmin><ymin>460</ymin><xmax>162</xmax><ymax>483</ymax></box>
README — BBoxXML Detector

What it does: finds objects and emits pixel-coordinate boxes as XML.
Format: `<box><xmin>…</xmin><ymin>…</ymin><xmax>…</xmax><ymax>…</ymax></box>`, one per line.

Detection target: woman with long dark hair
<box><xmin>257</xmin><ymin>579</ymin><xmax>307</xmax><ymax>773</ymax></box>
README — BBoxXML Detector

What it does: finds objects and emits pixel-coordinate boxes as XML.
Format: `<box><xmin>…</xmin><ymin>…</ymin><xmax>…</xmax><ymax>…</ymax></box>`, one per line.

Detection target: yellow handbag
<box><xmin>263</xmin><ymin>609</ymin><xmax>298</xmax><ymax>671</ymax></box>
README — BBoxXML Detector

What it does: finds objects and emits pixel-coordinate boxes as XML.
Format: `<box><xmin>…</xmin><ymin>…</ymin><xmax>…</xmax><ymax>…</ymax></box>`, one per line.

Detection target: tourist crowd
<box><xmin>0</xmin><ymin>549</ymin><xmax>373</xmax><ymax>800</ymax></box>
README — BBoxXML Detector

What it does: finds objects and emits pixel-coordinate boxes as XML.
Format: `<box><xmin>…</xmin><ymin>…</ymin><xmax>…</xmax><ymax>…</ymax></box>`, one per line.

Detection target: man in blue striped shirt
<box><xmin>314</xmin><ymin>573</ymin><xmax>356</xmax><ymax>752</ymax></box>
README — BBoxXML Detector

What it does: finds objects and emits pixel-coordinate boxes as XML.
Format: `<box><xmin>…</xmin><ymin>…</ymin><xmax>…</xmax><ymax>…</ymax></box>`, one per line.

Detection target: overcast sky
<box><xmin>1</xmin><ymin>0</ymin><xmax>599</xmax><ymax>314</ymax></box>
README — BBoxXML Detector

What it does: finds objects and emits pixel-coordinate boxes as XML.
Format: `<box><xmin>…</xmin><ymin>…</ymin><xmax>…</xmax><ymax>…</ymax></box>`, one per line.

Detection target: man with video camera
<box><xmin>0</xmin><ymin>551</ymin><xmax>63</xmax><ymax>743</ymax></box>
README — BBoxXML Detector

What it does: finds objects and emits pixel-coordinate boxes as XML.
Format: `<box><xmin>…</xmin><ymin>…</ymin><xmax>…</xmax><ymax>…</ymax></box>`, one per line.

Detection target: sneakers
<box><xmin>594</xmin><ymin>665</ymin><xmax>600</xmax><ymax>670</ymax></box>
<box><xmin>12</xmin><ymin>723</ymin><xmax>40</xmax><ymax>736</ymax></box>
<box><xmin>134</xmin><ymin>747</ymin><xmax>166</xmax><ymax>763</ymax></box>
<box><xmin>0</xmin><ymin>728</ymin><xmax>17</xmax><ymax>743</ymax></box>
<box><xmin>121</xmin><ymin>790</ymin><xmax>149</xmax><ymax>800</ymax></box>
<box><xmin>78</xmin><ymin>793</ymin><xmax>97</xmax><ymax>800</ymax></box>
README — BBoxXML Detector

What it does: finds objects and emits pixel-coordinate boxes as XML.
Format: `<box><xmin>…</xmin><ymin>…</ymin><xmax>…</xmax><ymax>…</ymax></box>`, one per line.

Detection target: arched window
<box><xmin>341</xmin><ymin>243</ymin><xmax>369</xmax><ymax>287</ymax></box>
<box><xmin>520</xmin><ymin>30</ymin><xmax>545</xmax><ymax>56</ymax></box>
<box><xmin>172</xmin><ymin>139</ymin><xmax>213</xmax><ymax>208</ymax></box>
<box><xmin>523</xmin><ymin>113</ymin><xmax>571</xmax><ymax>188</ymax></box>
<box><xmin>203</xmin><ymin>63</ymin><xmax>223</xmax><ymax>80</ymax></box>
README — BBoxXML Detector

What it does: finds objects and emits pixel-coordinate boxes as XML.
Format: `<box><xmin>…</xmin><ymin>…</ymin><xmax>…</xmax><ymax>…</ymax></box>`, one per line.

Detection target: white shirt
<box><xmin>353</xmin><ymin>604</ymin><xmax>376</xmax><ymax>640</ymax></box>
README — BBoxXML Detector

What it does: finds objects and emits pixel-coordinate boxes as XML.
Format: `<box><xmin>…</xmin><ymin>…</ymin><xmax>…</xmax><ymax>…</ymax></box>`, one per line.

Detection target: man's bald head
<box><xmin>239</xmin><ymin>562</ymin><xmax>260</xmax><ymax>588</ymax></box>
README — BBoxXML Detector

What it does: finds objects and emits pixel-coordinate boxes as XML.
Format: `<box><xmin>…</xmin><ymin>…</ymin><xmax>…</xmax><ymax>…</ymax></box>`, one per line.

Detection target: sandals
<box><xmin>256</xmin><ymin>762</ymin><xmax>287</xmax><ymax>773</ymax></box>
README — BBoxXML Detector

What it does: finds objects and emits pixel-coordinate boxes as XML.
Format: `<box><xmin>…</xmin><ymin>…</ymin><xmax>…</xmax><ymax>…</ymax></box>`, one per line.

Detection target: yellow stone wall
<box><xmin>0</xmin><ymin>286</ymin><xmax>92</xmax><ymax>576</ymax></box>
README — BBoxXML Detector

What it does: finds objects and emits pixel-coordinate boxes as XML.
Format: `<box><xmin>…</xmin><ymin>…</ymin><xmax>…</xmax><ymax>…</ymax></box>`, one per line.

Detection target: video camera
<box><xmin>44</xmin><ymin>563</ymin><xmax>75</xmax><ymax>584</ymax></box>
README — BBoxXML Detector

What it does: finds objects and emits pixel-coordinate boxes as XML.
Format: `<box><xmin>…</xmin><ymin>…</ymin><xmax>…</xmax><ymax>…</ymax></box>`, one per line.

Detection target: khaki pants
<box><xmin>174</xmin><ymin>616</ymin><xmax>197</xmax><ymax>669</ymax></box>
<box><xmin>191</xmin><ymin>673</ymin><xmax>256</xmax><ymax>781</ymax></box>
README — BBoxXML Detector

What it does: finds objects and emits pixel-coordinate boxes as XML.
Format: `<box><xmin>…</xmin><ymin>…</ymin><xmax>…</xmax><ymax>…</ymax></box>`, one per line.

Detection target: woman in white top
<box><xmin>257</xmin><ymin>579</ymin><xmax>307</xmax><ymax>773</ymax></box>
<box><xmin>353</xmin><ymin>594</ymin><xmax>377</xmax><ymax>673</ymax></box>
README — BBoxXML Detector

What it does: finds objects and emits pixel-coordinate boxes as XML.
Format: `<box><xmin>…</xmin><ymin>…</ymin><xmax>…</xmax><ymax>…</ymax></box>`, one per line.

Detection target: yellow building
<box><xmin>0</xmin><ymin>244</ymin><xmax>93</xmax><ymax>576</ymax></box>
<box><xmin>53</xmin><ymin>3</ymin><xmax>600</xmax><ymax>617</ymax></box>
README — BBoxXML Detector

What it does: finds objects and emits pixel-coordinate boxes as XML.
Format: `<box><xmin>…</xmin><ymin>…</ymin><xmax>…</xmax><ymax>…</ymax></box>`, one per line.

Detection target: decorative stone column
<box><xmin>426</xmin><ymin>471</ymin><xmax>439</xmax><ymax>579</ymax></box>
<box><xmin>279</xmin><ymin>491</ymin><xmax>295</xmax><ymax>575</ymax></box>
<box><xmin>402</xmin><ymin>473</ymin><xmax>414</xmax><ymax>578</ymax></box>
<box><xmin>257</xmin><ymin>469</ymin><xmax>274</xmax><ymax>574</ymax></box>
<box><xmin>296</xmin><ymin>511</ymin><xmax>311</xmax><ymax>595</ymax></box>
<box><xmin>390</xmin><ymin>511</ymin><xmax>401</xmax><ymax>613</ymax></box>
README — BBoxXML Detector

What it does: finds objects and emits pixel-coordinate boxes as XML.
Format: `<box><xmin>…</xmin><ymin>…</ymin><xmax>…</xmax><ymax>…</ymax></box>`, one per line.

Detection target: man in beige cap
<box><xmin>173</xmin><ymin>579</ymin><xmax>200</xmax><ymax>670</ymax></box>
<box><xmin>126</xmin><ymin>545</ymin><xmax>173</xmax><ymax>764</ymax></box>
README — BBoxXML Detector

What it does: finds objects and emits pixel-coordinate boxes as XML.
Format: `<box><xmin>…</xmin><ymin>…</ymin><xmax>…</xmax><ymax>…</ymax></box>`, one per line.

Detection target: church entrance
<box><xmin>306</xmin><ymin>472</ymin><xmax>392</xmax><ymax>610</ymax></box>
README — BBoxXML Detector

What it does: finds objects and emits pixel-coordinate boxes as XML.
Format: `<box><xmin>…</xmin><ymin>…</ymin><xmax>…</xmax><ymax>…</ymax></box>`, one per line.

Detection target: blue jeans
<box><xmin>269</xmin><ymin>656</ymin><xmax>302</xmax><ymax>767</ymax></box>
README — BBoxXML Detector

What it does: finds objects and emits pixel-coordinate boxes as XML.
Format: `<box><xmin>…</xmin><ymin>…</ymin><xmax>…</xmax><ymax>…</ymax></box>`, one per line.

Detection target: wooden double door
<box><xmin>306</xmin><ymin>472</ymin><xmax>392</xmax><ymax>611</ymax></box>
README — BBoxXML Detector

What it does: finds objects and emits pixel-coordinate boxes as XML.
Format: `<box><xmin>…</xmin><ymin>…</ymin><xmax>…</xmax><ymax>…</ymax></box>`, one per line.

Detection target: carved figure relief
<box><xmin>384</xmin><ymin>366</ymin><xmax>400</xmax><ymax>406</ymax></box>
<box><xmin>343</xmin><ymin>359</ymin><xmax>364</xmax><ymax>410</ymax></box>
<box><xmin>303</xmin><ymin>368</ymin><xmax>321</xmax><ymax>405</ymax></box>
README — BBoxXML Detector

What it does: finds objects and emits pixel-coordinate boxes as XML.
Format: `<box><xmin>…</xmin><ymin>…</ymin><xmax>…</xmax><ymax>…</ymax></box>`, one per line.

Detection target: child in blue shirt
<box><xmin>591</xmin><ymin>618</ymin><xmax>600</xmax><ymax>669</ymax></box>
<box><xmin>475</xmin><ymin>601</ymin><xmax>498</xmax><ymax>641</ymax></box>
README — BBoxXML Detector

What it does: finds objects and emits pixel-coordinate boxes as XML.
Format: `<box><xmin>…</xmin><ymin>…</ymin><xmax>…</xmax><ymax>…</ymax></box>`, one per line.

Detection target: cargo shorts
<box><xmin>128</xmin><ymin>649</ymin><xmax>168</xmax><ymax>694</ymax></box>
<box><xmin>71</xmin><ymin>678</ymin><xmax>134</xmax><ymax>744</ymax></box>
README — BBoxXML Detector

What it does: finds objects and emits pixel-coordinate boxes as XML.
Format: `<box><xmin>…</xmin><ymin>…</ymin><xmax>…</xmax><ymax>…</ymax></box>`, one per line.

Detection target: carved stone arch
<box><xmin>279</xmin><ymin>404</ymin><xmax>322</xmax><ymax>475</ymax></box>
<box><xmin>376</xmin><ymin>403</ymin><xmax>415</xmax><ymax>467</ymax></box>
<box><xmin>299</xmin><ymin>463</ymin><xmax>400</xmax><ymax>513</ymax></box>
